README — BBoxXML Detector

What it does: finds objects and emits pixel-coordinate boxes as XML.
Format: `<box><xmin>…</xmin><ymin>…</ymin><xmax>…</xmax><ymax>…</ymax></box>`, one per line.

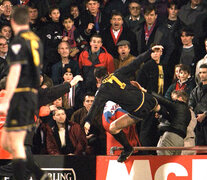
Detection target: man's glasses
<box><xmin>3</xmin><ymin>5</ymin><xmax>13</xmax><ymax>8</ymax></box>
<box><xmin>0</xmin><ymin>43</ymin><xmax>8</xmax><ymax>46</ymax></box>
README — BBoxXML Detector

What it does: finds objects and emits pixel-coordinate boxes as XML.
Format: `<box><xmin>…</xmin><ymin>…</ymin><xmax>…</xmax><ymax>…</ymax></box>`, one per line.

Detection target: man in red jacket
<box><xmin>79</xmin><ymin>34</ymin><xmax>114</xmax><ymax>93</ymax></box>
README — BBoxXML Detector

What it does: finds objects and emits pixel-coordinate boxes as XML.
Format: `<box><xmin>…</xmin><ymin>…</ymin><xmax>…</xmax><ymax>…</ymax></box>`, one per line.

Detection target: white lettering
<box><xmin>154</xmin><ymin>163</ymin><xmax>188</xmax><ymax>180</ymax></box>
<box><xmin>192</xmin><ymin>159</ymin><xmax>207</xmax><ymax>180</ymax></box>
<box><xmin>106</xmin><ymin>160</ymin><xmax>152</xmax><ymax>180</ymax></box>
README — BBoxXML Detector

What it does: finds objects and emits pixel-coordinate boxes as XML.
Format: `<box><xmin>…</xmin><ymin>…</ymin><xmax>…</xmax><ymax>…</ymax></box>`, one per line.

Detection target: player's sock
<box><xmin>112</xmin><ymin>131</ymin><xmax>132</xmax><ymax>150</ymax></box>
<box><xmin>13</xmin><ymin>159</ymin><xmax>26</xmax><ymax>180</ymax></box>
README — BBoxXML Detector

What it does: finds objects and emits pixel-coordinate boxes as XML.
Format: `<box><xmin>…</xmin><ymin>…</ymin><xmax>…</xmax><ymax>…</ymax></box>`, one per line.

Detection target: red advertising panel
<box><xmin>97</xmin><ymin>155</ymin><xmax>207</xmax><ymax>180</ymax></box>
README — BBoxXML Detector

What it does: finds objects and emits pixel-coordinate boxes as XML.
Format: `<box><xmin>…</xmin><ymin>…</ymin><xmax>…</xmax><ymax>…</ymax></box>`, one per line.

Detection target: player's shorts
<box><xmin>131</xmin><ymin>92</ymin><xmax>158</xmax><ymax>120</ymax></box>
<box><xmin>4</xmin><ymin>92</ymin><xmax>38</xmax><ymax>131</ymax></box>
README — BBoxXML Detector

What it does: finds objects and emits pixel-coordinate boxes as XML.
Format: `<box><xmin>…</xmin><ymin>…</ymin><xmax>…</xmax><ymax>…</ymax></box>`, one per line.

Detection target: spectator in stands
<box><xmin>165</xmin><ymin>64</ymin><xmax>195</xmax><ymax>100</ymax></box>
<box><xmin>178</xmin><ymin>28</ymin><xmax>205</xmax><ymax>75</ymax></box>
<box><xmin>28</xmin><ymin>3</ymin><xmax>44</xmax><ymax>37</ymax></box>
<box><xmin>51</xmin><ymin>41</ymin><xmax>79</xmax><ymax>85</ymax></box>
<box><xmin>135</xmin><ymin>4</ymin><xmax>174</xmax><ymax>65</ymax></box>
<box><xmin>178</xmin><ymin>0</ymin><xmax>207</xmax><ymax>46</ymax></box>
<box><xmin>113</xmin><ymin>40</ymin><xmax>139</xmax><ymax>80</ymax></box>
<box><xmin>102</xmin><ymin>11</ymin><xmax>138</xmax><ymax>58</ymax></box>
<box><xmin>124</xmin><ymin>0</ymin><xmax>144</xmax><ymax>34</ymax></box>
<box><xmin>62</xmin><ymin>14</ymin><xmax>87</xmax><ymax>60</ymax></box>
<box><xmin>0</xmin><ymin>0</ymin><xmax>12</xmax><ymax>26</ymax></box>
<box><xmin>0</xmin><ymin>24</ymin><xmax>12</xmax><ymax>42</ymax></box>
<box><xmin>195</xmin><ymin>38</ymin><xmax>207</xmax><ymax>84</ymax></box>
<box><xmin>71</xmin><ymin>92</ymin><xmax>106</xmax><ymax>155</ymax></box>
<box><xmin>137</xmin><ymin>45</ymin><xmax>170</xmax><ymax>95</ymax></box>
<box><xmin>165</xmin><ymin>0</ymin><xmax>180</xmax><ymax>32</ymax></box>
<box><xmin>62</xmin><ymin>66</ymin><xmax>83</xmax><ymax>111</ymax></box>
<box><xmin>141</xmin><ymin>0</ymin><xmax>168</xmax><ymax>22</ymax></box>
<box><xmin>189</xmin><ymin>64</ymin><xmax>207</xmax><ymax>146</ymax></box>
<box><xmin>136</xmin><ymin>45</ymin><xmax>170</xmax><ymax>154</ymax></box>
<box><xmin>172</xmin><ymin>64</ymin><xmax>182</xmax><ymax>83</ymax></box>
<box><xmin>42</xmin><ymin>6</ymin><xmax>62</xmax><ymax>76</ymax></box>
<box><xmin>0</xmin><ymin>35</ymin><xmax>8</xmax><ymax>81</ymax></box>
<box><xmin>103</xmin><ymin>0</ymin><xmax>130</xmax><ymax>17</ymax></box>
<box><xmin>69</xmin><ymin>3</ymin><xmax>82</xmax><ymax>30</ymax></box>
<box><xmin>71</xmin><ymin>92</ymin><xmax>94</xmax><ymax>129</ymax></box>
<box><xmin>79</xmin><ymin>34</ymin><xmax>114</xmax><ymax>93</ymax></box>
<box><xmin>80</xmin><ymin>0</ymin><xmax>109</xmax><ymax>42</ymax></box>
<box><xmin>155</xmin><ymin>90</ymin><xmax>191</xmax><ymax>155</ymax></box>
<box><xmin>40</xmin><ymin>71</ymin><xmax>53</xmax><ymax>89</ymax></box>
<box><xmin>164</xmin><ymin>1</ymin><xmax>183</xmax><ymax>77</ymax></box>
<box><xmin>46</xmin><ymin>107</ymin><xmax>87</xmax><ymax>155</ymax></box>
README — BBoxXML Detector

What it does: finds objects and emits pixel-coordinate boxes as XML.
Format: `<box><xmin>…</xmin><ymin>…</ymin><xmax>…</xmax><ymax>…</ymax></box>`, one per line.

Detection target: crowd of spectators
<box><xmin>1</xmin><ymin>0</ymin><xmax>207</xmax><ymax>156</ymax></box>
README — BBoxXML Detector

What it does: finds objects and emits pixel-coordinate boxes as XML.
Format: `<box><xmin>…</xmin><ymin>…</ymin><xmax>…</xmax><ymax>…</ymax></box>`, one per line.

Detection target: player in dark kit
<box><xmin>0</xmin><ymin>6</ymin><xmax>45</xmax><ymax>180</ymax></box>
<box><xmin>84</xmin><ymin>45</ymin><xmax>163</xmax><ymax>162</ymax></box>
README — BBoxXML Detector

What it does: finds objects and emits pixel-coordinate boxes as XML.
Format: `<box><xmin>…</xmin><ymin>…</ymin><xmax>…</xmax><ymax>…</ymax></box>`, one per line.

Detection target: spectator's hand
<box><xmin>86</xmin><ymin>23</ymin><xmax>94</xmax><ymax>33</ymax></box>
<box><xmin>152</xmin><ymin>45</ymin><xmax>164</xmax><ymax>52</ymax></box>
<box><xmin>70</xmin><ymin>75</ymin><xmax>83</xmax><ymax>87</ymax></box>
<box><xmin>86</xmin><ymin>134</ymin><xmax>94</xmax><ymax>139</ymax></box>
<box><xmin>41</xmin><ymin>84</ymin><xmax>48</xmax><ymax>89</ymax></box>
<box><xmin>130</xmin><ymin>81</ymin><xmax>147</xmax><ymax>93</ymax></box>
<box><xmin>49</xmin><ymin>105</ymin><xmax>57</xmax><ymax>111</ymax></box>
<box><xmin>84</xmin><ymin>122</ymin><xmax>90</xmax><ymax>135</ymax></box>
<box><xmin>40</xmin><ymin>17</ymin><xmax>47</xmax><ymax>22</ymax></box>
<box><xmin>68</xmin><ymin>153</ymin><xmax>75</xmax><ymax>155</ymax></box>
<box><xmin>0</xmin><ymin>5</ymin><xmax>5</xmax><ymax>15</ymax></box>
<box><xmin>62</xmin><ymin>36</ymin><xmax>69</xmax><ymax>41</ymax></box>
<box><xmin>0</xmin><ymin>101</ymin><xmax>9</xmax><ymax>116</ymax></box>
<box><xmin>70</xmin><ymin>48</ymin><xmax>79</xmax><ymax>57</ymax></box>
<box><xmin>197</xmin><ymin>113</ymin><xmax>206</xmax><ymax>123</ymax></box>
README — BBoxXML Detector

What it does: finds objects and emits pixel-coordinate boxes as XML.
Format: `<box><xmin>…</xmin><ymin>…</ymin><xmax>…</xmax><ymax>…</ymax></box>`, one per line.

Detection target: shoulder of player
<box><xmin>19</xmin><ymin>31</ymin><xmax>40</xmax><ymax>42</ymax></box>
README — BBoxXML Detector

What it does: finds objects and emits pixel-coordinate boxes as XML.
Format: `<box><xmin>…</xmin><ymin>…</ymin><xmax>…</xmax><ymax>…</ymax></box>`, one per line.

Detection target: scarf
<box><xmin>63</xmin><ymin>25</ymin><xmax>77</xmax><ymax>48</ymax></box>
<box><xmin>144</xmin><ymin>22</ymin><xmax>156</xmax><ymax>44</ymax></box>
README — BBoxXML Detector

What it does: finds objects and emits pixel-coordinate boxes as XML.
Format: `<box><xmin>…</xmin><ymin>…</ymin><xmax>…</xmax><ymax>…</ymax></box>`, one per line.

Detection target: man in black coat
<box><xmin>136</xmin><ymin>45</ymin><xmax>170</xmax><ymax>154</ymax></box>
<box><xmin>153</xmin><ymin>90</ymin><xmax>191</xmax><ymax>155</ymax></box>
<box><xmin>135</xmin><ymin>4</ymin><xmax>174</xmax><ymax>65</ymax></box>
<box><xmin>189</xmin><ymin>63</ymin><xmax>207</xmax><ymax>146</ymax></box>
<box><xmin>101</xmin><ymin>11</ymin><xmax>138</xmax><ymax>58</ymax></box>
<box><xmin>80</xmin><ymin>0</ymin><xmax>110</xmax><ymax>42</ymax></box>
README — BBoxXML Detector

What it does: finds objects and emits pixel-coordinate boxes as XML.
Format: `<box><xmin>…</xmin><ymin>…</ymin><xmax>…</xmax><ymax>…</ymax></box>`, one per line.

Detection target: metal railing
<box><xmin>110</xmin><ymin>146</ymin><xmax>207</xmax><ymax>155</ymax></box>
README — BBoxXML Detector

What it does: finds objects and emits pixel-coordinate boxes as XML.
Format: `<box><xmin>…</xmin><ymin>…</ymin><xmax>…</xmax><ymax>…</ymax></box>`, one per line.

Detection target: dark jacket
<box><xmin>178</xmin><ymin>2</ymin><xmax>207</xmax><ymax>40</ymax></box>
<box><xmin>0</xmin><ymin>57</ymin><xmax>9</xmax><ymax>81</ymax></box>
<box><xmin>136</xmin><ymin>59</ymin><xmax>170</xmax><ymax>95</ymax></box>
<box><xmin>80</xmin><ymin>10</ymin><xmax>110</xmax><ymax>42</ymax></box>
<box><xmin>51</xmin><ymin>59</ymin><xmax>80</xmax><ymax>85</ymax></box>
<box><xmin>41</xmin><ymin>21</ymin><xmax>63</xmax><ymax>66</ymax></box>
<box><xmin>38</xmin><ymin>82</ymin><xmax>71</xmax><ymax>107</ymax></box>
<box><xmin>0</xmin><ymin>14</ymin><xmax>10</xmax><ymax>27</ymax></box>
<box><xmin>135</xmin><ymin>21</ymin><xmax>174</xmax><ymax>65</ymax></box>
<box><xmin>102</xmin><ymin>26</ymin><xmax>138</xmax><ymax>58</ymax></box>
<box><xmin>124</xmin><ymin>15</ymin><xmax>145</xmax><ymax>34</ymax></box>
<box><xmin>46</xmin><ymin>121</ymin><xmax>87</xmax><ymax>155</ymax></box>
<box><xmin>152</xmin><ymin>92</ymin><xmax>191</xmax><ymax>138</ymax></box>
<box><xmin>164</xmin><ymin>77</ymin><xmax>195</xmax><ymax>100</ymax></box>
<box><xmin>62</xmin><ymin>27</ymin><xmax>87</xmax><ymax>53</ymax></box>
<box><xmin>189</xmin><ymin>83</ymin><xmax>207</xmax><ymax>125</ymax></box>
